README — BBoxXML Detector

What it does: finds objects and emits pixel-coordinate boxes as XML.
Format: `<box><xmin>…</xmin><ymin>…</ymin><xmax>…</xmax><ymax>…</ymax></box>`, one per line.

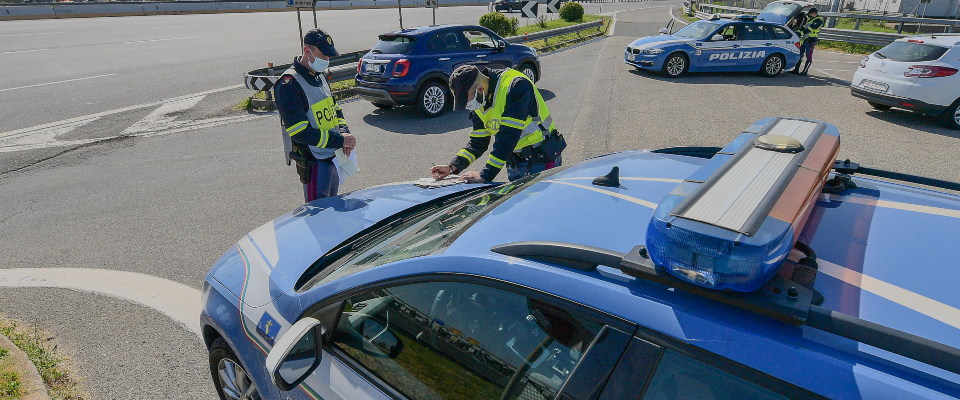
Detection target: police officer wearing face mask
<box><xmin>429</xmin><ymin>65</ymin><xmax>565</xmax><ymax>183</ymax></box>
<box><xmin>274</xmin><ymin>29</ymin><xmax>357</xmax><ymax>202</ymax></box>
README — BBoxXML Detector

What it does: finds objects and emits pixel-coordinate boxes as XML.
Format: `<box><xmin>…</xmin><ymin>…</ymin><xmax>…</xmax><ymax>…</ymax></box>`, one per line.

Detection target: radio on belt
<box><xmin>646</xmin><ymin>117</ymin><xmax>840</xmax><ymax>292</ymax></box>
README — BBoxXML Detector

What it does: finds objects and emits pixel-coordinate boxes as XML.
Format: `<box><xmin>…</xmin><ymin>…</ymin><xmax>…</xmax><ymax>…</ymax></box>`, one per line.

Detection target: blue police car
<box><xmin>356</xmin><ymin>25</ymin><xmax>540</xmax><ymax>117</ymax></box>
<box><xmin>625</xmin><ymin>16</ymin><xmax>802</xmax><ymax>78</ymax></box>
<box><xmin>202</xmin><ymin>117</ymin><xmax>960</xmax><ymax>400</ymax></box>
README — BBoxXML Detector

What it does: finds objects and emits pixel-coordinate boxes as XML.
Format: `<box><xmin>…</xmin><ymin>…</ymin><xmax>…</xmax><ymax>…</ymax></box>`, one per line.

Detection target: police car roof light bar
<box><xmin>646</xmin><ymin>117</ymin><xmax>840</xmax><ymax>293</ymax></box>
<box><xmin>490</xmin><ymin>241</ymin><xmax>960</xmax><ymax>376</ymax></box>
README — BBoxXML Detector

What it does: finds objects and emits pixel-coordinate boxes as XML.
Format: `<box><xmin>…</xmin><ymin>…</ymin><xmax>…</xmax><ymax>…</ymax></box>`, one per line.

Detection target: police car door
<box><xmin>698</xmin><ymin>23</ymin><xmax>743</xmax><ymax>70</ymax></box>
<box><xmin>737</xmin><ymin>23</ymin><xmax>770</xmax><ymax>71</ymax></box>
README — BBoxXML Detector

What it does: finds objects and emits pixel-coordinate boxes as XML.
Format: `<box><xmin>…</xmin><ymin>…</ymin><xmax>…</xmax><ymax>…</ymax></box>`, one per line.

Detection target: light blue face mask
<box><xmin>307</xmin><ymin>54</ymin><xmax>329</xmax><ymax>73</ymax></box>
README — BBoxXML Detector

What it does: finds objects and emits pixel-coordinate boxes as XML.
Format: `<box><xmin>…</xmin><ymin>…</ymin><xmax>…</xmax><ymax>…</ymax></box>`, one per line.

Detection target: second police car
<box><xmin>625</xmin><ymin>16</ymin><xmax>802</xmax><ymax>78</ymax></box>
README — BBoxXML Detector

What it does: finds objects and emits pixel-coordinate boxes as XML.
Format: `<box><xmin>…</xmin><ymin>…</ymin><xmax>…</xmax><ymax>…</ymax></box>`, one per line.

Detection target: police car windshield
<box><xmin>372</xmin><ymin>35</ymin><xmax>417</xmax><ymax>54</ymax></box>
<box><xmin>673</xmin><ymin>21</ymin><xmax>721</xmax><ymax>40</ymax></box>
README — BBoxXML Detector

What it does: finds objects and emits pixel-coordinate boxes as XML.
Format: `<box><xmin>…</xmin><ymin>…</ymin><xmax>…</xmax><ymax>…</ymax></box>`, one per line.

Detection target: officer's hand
<box><xmin>459</xmin><ymin>171</ymin><xmax>485</xmax><ymax>183</ymax></box>
<box><xmin>342</xmin><ymin>133</ymin><xmax>356</xmax><ymax>156</ymax></box>
<box><xmin>431</xmin><ymin>165</ymin><xmax>452</xmax><ymax>180</ymax></box>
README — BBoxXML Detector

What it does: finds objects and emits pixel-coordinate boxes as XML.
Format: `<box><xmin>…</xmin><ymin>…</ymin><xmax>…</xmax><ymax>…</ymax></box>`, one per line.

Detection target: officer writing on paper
<box><xmin>274</xmin><ymin>29</ymin><xmax>357</xmax><ymax>202</ymax></box>
<box><xmin>430</xmin><ymin>65</ymin><xmax>565</xmax><ymax>183</ymax></box>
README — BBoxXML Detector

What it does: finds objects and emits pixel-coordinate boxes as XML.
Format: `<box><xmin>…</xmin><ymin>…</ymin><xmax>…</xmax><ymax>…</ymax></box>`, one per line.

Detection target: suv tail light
<box><xmin>357</xmin><ymin>60</ymin><xmax>362</xmax><ymax>75</ymax></box>
<box><xmin>393</xmin><ymin>59</ymin><xmax>410</xmax><ymax>78</ymax></box>
<box><xmin>904</xmin><ymin>65</ymin><xmax>958</xmax><ymax>78</ymax></box>
<box><xmin>860</xmin><ymin>55</ymin><xmax>868</xmax><ymax>68</ymax></box>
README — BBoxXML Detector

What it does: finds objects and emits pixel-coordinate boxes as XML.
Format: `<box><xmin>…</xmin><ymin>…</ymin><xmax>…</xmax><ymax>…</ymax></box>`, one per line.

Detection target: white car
<box><xmin>851</xmin><ymin>34</ymin><xmax>960</xmax><ymax>130</ymax></box>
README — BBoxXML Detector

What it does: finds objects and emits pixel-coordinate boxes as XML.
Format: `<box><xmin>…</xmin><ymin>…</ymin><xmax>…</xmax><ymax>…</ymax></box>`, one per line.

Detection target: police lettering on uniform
<box><xmin>791</xmin><ymin>8</ymin><xmax>824</xmax><ymax>75</ymax></box>
<box><xmin>430</xmin><ymin>65</ymin><xmax>566</xmax><ymax>183</ymax></box>
<box><xmin>273</xmin><ymin>29</ymin><xmax>357</xmax><ymax>202</ymax></box>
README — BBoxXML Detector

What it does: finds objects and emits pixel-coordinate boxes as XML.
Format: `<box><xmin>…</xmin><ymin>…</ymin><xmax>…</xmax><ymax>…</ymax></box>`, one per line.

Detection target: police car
<box><xmin>625</xmin><ymin>16</ymin><xmax>802</xmax><ymax>78</ymax></box>
<box><xmin>202</xmin><ymin>117</ymin><xmax>960</xmax><ymax>400</ymax></box>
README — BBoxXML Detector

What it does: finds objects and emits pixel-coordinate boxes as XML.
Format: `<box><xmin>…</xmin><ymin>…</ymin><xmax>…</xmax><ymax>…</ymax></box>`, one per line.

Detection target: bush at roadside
<box><xmin>480</xmin><ymin>12</ymin><xmax>517</xmax><ymax>37</ymax></box>
<box><xmin>559</xmin><ymin>2</ymin><xmax>584</xmax><ymax>22</ymax></box>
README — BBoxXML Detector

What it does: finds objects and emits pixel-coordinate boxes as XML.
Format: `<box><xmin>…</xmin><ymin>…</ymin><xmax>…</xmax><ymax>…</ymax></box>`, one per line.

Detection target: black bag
<box><xmin>289</xmin><ymin>148</ymin><xmax>314</xmax><ymax>184</ymax></box>
<box><xmin>528</xmin><ymin>128</ymin><xmax>566</xmax><ymax>164</ymax></box>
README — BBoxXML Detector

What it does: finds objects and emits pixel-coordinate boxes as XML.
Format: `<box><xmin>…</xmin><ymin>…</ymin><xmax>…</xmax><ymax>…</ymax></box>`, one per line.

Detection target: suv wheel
<box><xmin>209</xmin><ymin>338</ymin><xmax>263</xmax><ymax>400</ymax></box>
<box><xmin>661</xmin><ymin>53</ymin><xmax>688</xmax><ymax>78</ymax></box>
<box><xmin>417</xmin><ymin>81</ymin><xmax>448</xmax><ymax>118</ymax></box>
<box><xmin>519</xmin><ymin>63</ymin><xmax>538</xmax><ymax>82</ymax></box>
<box><xmin>943</xmin><ymin>100</ymin><xmax>960</xmax><ymax>130</ymax></box>
<box><xmin>759</xmin><ymin>54</ymin><xmax>785</xmax><ymax>77</ymax></box>
<box><xmin>868</xmin><ymin>101</ymin><xmax>891</xmax><ymax>111</ymax></box>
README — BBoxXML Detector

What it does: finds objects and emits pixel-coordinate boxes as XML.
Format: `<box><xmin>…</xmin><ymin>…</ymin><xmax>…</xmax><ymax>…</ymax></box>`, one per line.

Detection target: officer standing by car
<box><xmin>274</xmin><ymin>29</ymin><xmax>356</xmax><ymax>202</ymax></box>
<box><xmin>429</xmin><ymin>65</ymin><xmax>565</xmax><ymax>183</ymax></box>
<box><xmin>791</xmin><ymin>8</ymin><xmax>824</xmax><ymax>75</ymax></box>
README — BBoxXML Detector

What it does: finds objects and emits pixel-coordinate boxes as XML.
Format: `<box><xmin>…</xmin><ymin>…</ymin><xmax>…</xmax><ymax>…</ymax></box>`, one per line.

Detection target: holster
<box><xmin>289</xmin><ymin>147</ymin><xmax>315</xmax><ymax>184</ymax></box>
<box><xmin>521</xmin><ymin>128</ymin><xmax>567</xmax><ymax>164</ymax></box>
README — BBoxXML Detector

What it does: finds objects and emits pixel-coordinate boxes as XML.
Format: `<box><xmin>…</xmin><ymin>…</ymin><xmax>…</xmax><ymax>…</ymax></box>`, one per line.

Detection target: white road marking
<box><xmin>0</xmin><ymin>117</ymin><xmax>100</xmax><ymax>147</ymax></box>
<box><xmin>814</xmin><ymin>67</ymin><xmax>847</xmax><ymax>82</ymax></box>
<box><xmin>0</xmin><ymin>74</ymin><xmax>115</xmax><ymax>93</ymax></box>
<box><xmin>0</xmin><ymin>31</ymin><xmax>64</xmax><ymax>37</ymax></box>
<box><xmin>817</xmin><ymin>68</ymin><xmax>855</xmax><ymax>72</ymax></box>
<box><xmin>122</xmin><ymin>96</ymin><xmax>206</xmax><ymax>135</ymax></box>
<box><xmin>122</xmin><ymin>36</ymin><xmax>201</xmax><ymax>44</ymax></box>
<box><xmin>0</xmin><ymin>48</ymin><xmax>50</xmax><ymax>55</ymax></box>
<box><xmin>0</xmin><ymin>268</ymin><xmax>202</xmax><ymax>337</ymax></box>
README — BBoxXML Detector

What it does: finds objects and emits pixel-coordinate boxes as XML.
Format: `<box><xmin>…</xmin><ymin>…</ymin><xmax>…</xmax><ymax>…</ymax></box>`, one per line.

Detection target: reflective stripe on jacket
<box><xmin>473</xmin><ymin>68</ymin><xmax>554</xmax><ymax>153</ymax></box>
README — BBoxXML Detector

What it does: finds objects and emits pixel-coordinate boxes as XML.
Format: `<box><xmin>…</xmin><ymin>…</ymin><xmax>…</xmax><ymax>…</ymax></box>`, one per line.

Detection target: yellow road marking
<box><xmin>827</xmin><ymin>194</ymin><xmax>960</xmax><ymax>220</ymax></box>
<box><xmin>545</xmin><ymin>180</ymin><xmax>658</xmax><ymax>209</ymax></box>
<box><xmin>818</xmin><ymin>259</ymin><xmax>960</xmax><ymax>331</ymax></box>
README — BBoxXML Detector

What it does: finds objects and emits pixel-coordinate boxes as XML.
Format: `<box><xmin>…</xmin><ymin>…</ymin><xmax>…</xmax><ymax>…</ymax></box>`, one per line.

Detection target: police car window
<box><xmin>328</xmin><ymin>281</ymin><xmax>604</xmax><ymax>400</ymax></box>
<box><xmin>373</xmin><ymin>35</ymin><xmax>417</xmax><ymax>54</ymax></box>
<box><xmin>429</xmin><ymin>31</ymin><xmax>466</xmax><ymax>53</ymax></box>
<box><xmin>673</xmin><ymin>21</ymin><xmax>720</xmax><ymax>40</ymax></box>
<box><xmin>717</xmin><ymin>25</ymin><xmax>740</xmax><ymax>41</ymax></box>
<box><xmin>876</xmin><ymin>41</ymin><xmax>949</xmax><ymax>62</ymax></box>
<box><xmin>768</xmin><ymin>26</ymin><xmax>792</xmax><ymax>40</ymax></box>
<box><xmin>641</xmin><ymin>350</ymin><xmax>788</xmax><ymax>400</ymax></box>
<box><xmin>743</xmin><ymin>24</ymin><xmax>765</xmax><ymax>41</ymax></box>
<box><xmin>463</xmin><ymin>30</ymin><xmax>497</xmax><ymax>50</ymax></box>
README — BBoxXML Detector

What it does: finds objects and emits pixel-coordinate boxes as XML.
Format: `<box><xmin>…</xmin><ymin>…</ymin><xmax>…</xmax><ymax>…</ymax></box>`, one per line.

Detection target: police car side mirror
<box><xmin>658</xmin><ymin>28</ymin><xmax>669</xmax><ymax>35</ymax></box>
<box><xmin>711</xmin><ymin>34</ymin><xmax>724</xmax><ymax>41</ymax></box>
<box><xmin>266</xmin><ymin>318</ymin><xmax>324</xmax><ymax>391</ymax></box>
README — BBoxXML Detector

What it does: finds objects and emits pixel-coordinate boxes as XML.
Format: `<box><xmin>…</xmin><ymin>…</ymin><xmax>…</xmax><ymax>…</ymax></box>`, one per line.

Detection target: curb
<box><xmin>0</xmin><ymin>334</ymin><xmax>50</xmax><ymax>400</ymax></box>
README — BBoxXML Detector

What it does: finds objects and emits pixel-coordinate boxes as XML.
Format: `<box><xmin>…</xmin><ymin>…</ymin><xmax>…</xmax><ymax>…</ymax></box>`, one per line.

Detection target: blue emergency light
<box><xmin>646</xmin><ymin>117</ymin><xmax>840</xmax><ymax>292</ymax></box>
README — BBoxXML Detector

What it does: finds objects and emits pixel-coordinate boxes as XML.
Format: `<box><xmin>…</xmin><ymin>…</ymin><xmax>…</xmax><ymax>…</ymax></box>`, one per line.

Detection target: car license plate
<box><xmin>861</xmin><ymin>80</ymin><xmax>889</xmax><ymax>92</ymax></box>
<box><xmin>364</xmin><ymin>63</ymin><xmax>383</xmax><ymax>74</ymax></box>
<box><xmin>628</xmin><ymin>54</ymin><xmax>636</xmax><ymax>62</ymax></box>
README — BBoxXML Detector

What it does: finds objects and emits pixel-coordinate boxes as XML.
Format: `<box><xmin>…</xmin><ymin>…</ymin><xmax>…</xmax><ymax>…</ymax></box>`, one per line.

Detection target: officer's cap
<box><xmin>449</xmin><ymin>65</ymin><xmax>480</xmax><ymax>112</ymax></box>
<box><xmin>808</xmin><ymin>7</ymin><xmax>818</xmax><ymax>14</ymax></box>
<box><xmin>304</xmin><ymin>29</ymin><xmax>340</xmax><ymax>57</ymax></box>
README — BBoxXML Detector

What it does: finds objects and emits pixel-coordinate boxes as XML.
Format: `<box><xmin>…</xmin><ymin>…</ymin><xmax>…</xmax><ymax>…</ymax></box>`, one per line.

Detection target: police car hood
<box><xmin>628</xmin><ymin>35</ymin><xmax>695</xmax><ymax>51</ymax></box>
<box><xmin>207</xmin><ymin>182</ymin><xmax>488</xmax><ymax>307</ymax></box>
<box><xmin>446</xmin><ymin>151</ymin><xmax>960</xmax><ymax>356</ymax></box>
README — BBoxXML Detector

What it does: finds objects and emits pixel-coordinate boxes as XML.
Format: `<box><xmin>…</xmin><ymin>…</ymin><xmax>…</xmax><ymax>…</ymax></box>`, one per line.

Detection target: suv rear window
<box><xmin>372</xmin><ymin>35</ymin><xmax>416</xmax><ymax>54</ymax></box>
<box><xmin>876</xmin><ymin>41</ymin><xmax>949</xmax><ymax>62</ymax></box>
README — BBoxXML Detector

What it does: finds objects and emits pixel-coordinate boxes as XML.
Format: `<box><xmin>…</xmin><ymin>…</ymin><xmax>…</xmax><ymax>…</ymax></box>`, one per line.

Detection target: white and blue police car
<box><xmin>625</xmin><ymin>16</ymin><xmax>803</xmax><ymax>78</ymax></box>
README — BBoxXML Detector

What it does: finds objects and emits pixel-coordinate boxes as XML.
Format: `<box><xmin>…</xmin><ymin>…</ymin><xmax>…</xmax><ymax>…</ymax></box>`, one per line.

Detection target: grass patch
<box><xmin>0</xmin><ymin>319</ymin><xmax>85</xmax><ymax>400</ymax></box>
<box><xmin>818</xmin><ymin>39</ymin><xmax>882</xmax><ymax>55</ymax></box>
<box><xmin>514</xmin><ymin>14</ymin><xmax>601</xmax><ymax>35</ymax></box>
<box><xmin>835</xmin><ymin>17</ymin><xmax>900</xmax><ymax>33</ymax></box>
<box><xmin>1</xmin><ymin>346</ymin><xmax>24</xmax><ymax>399</ymax></box>
<box><xmin>518</xmin><ymin>15</ymin><xmax>608</xmax><ymax>53</ymax></box>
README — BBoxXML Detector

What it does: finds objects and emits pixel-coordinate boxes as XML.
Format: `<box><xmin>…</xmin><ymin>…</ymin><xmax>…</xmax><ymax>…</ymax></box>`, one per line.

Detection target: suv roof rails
<box><xmin>491</xmin><ymin>241</ymin><xmax>960</xmax><ymax>376</ymax></box>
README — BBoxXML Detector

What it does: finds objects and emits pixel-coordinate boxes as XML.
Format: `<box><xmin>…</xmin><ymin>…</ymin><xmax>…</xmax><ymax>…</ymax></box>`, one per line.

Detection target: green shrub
<box><xmin>480</xmin><ymin>12</ymin><xmax>514</xmax><ymax>37</ymax></box>
<box><xmin>510</xmin><ymin>16</ymin><xmax>520</xmax><ymax>35</ymax></box>
<box><xmin>559</xmin><ymin>2</ymin><xmax>584</xmax><ymax>22</ymax></box>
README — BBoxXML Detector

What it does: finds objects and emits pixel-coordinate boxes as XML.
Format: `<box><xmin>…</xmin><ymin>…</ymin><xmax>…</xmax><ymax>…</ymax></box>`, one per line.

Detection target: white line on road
<box><xmin>0</xmin><ymin>74</ymin><xmax>115</xmax><ymax>93</ymax></box>
<box><xmin>0</xmin><ymin>48</ymin><xmax>51</xmax><ymax>55</ymax></box>
<box><xmin>0</xmin><ymin>268</ymin><xmax>202</xmax><ymax>337</ymax></box>
<box><xmin>814</xmin><ymin>67</ymin><xmax>848</xmax><ymax>82</ymax></box>
<box><xmin>0</xmin><ymin>31</ymin><xmax>65</xmax><ymax>37</ymax></box>
<box><xmin>122</xmin><ymin>36</ymin><xmax>201</xmax><ymax>44</ymax></box>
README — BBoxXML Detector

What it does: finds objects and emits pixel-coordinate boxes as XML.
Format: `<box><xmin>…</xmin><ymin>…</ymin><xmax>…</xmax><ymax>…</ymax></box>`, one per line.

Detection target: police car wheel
<box><xmin>209</xmin><ymin>338</ymin><xmax>263</xmax><ymax>400</ymax></box>
<box><xmin>417</xmin><ymin>81</ymin><xmax>448</xmax><ymax>118</ymax></box>
<box><xmin>942</xmin><ymin>100</ymin><xmax>960</xmax><ymax>131</ymax></box>
<box><xmin>661</xmin><ymin>53</ymin><xmax>688</xmax><ymax>78</ymax></box>
<box><xmin>759</xmin><ymin>54</ymin><xmax>785</xmax><ymax>77</ymax></box>
<box><xmin>868</xmin><ymin>101</ymin><xmax>891</xmax><ymax>111</ymax></box>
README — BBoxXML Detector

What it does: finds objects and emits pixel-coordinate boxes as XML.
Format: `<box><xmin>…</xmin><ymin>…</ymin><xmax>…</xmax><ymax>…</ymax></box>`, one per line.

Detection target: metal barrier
<box><xmin>504</xmin><ymin>19</ymin><xmax>603</xmax><ymax>42</ymax></box>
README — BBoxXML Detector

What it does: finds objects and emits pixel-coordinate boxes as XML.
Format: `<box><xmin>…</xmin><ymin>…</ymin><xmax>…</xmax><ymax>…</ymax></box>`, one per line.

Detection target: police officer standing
<box><xmin>430</xmin><ymin>65</ymin><xmax>564</xmax><ymax>183</ymax></box>
<box><xmin>274</xmin><ymin>29</ymin><xmax>356</xmax><ymax>202</ymax></box>
<box><xmin>791</xmin><ymin>8</ymin><xmax>824</xmax><ymax>75</ymax></box>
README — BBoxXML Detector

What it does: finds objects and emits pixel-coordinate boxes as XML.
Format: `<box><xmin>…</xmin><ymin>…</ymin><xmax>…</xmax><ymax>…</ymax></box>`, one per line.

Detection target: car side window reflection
<box><xmin>328</xmin><ymin>282</ymin><xmax>604</xmax><ymax>400</ymax></box>
<box><xmin>743</xmin><ymin>24</ymin><xmax>765</xmax><ymax>41</ymax></box>
<box><xmin>641</xmin><ymin>350</ymin><xmax>788</xmax><ymax>400</ymax></box>
<box><xmin>429</xmin><ymin>31</ymin><xmax>466</xmax><ymax>53</ymax></box>
<box><xmin>463</xmin><ymin>30</ymin><xmax>497</xmax><ymax>50</ymax></box>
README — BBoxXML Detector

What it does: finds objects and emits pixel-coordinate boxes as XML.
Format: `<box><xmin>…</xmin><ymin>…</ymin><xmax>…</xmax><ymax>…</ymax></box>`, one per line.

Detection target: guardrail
<box><xmin>243</xmin><ymin>18</ymin><xmax>606</xmax><ymax>107</ymax></box>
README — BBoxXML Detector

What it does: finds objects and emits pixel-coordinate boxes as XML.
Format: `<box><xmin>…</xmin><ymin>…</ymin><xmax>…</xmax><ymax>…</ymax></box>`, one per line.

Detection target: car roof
<box><xmin>379</xmin><ymin>24</ymin><xmax>484</xmax><ymax>37</ymax></box>
<box><xmin>900</xmin><ymin>33</ymin><xmax>960</xmax><ymax>47</ymax></box>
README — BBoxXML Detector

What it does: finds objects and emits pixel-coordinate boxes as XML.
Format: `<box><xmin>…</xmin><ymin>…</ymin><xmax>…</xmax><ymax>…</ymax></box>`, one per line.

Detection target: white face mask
<box><xmin>307</xmin><ymin>53</ymin><xmax>329</xmax><ymax>72</ymax></box>
<box><xmin>464</xmin><ymin>87</ymin><xmax>483</xmax><ymax>111</ymax></box>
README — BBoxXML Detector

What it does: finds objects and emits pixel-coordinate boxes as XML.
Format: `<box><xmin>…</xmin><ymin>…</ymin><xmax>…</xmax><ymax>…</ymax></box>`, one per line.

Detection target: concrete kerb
<box><xmin>0</xmin><ymin>333</ymin><xmax>50</xmax><ymax>400</ymax></box>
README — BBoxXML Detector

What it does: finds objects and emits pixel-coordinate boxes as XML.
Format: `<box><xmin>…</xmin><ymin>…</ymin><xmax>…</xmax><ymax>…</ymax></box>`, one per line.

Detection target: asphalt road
<box><xmin>2</xmin><ymin>2</ymin><xmax>959</xmax><ymax>398</ymax></box>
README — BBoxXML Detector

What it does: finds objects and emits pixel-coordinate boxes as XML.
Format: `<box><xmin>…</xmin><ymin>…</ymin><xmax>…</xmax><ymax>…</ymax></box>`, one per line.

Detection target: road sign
<box><xmin>546</xmin><ymin>0</ymin><xmax>562</xmax><ymax>13</ymax></box>
<box><xmin>521</xmin><ymin>0</ymin><xmax>538</xmax><ymax>18</ymax></box>
<box><xmin>286</xmin><ymin>0</ymin><xmax>312</xmax><ymax>8</ymax></box>
<box><xmin>426</xmin><ymin>0</ymin><xmax>438</xmax><ymax>8</ymax></box>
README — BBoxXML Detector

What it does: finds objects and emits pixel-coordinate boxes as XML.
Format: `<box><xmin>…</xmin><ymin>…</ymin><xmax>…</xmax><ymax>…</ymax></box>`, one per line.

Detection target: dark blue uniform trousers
<box><xmin>304</xmin><ymin>159</ymin><xmax>340</xmax><ymax>202</ymax></box>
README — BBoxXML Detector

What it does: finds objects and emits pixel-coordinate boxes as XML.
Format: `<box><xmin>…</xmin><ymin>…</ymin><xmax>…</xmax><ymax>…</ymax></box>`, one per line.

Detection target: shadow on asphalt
<box><xmin>627</xmin><ymin>68</ymin><xmax>851</xmax><ymax>88</ymax></box>
<box><xmin>362</xmin><ymin>106</ymin><xmax>472</xmax><ymax>135</ymax></box>
<box><xmin>864</xmin><ymin>109</ymin><xmax>960</xmax><ymax>138</ymax></box>
<box><xmin>539</xmin><ymin>89</ymin><xmax>557</xmax><ymax>102</ymax></box>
